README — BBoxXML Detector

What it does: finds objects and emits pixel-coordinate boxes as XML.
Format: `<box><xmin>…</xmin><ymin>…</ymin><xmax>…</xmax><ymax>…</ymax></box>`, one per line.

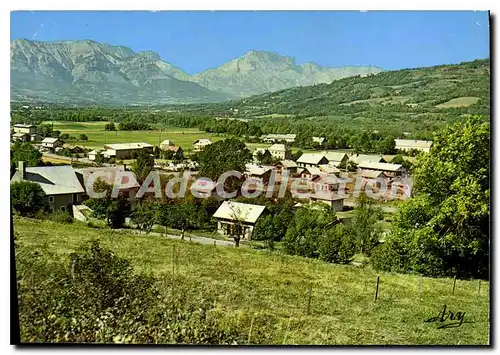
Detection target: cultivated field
<box><xmin>42</xmin><ymin>121</ymin><xmax>227</xmax><ymax>151</ymax></box>
<box><xmin>14</xmin><ymin>217</ymin><xmax>490</xmax><ymax>345</ymax></box>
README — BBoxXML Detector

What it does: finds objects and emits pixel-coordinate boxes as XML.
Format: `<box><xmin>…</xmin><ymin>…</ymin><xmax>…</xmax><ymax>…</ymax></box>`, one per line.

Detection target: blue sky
<box><xmin>11</xmin><ymin>11</ymin><xmax>490</xmax><ymax>74</ymax></box>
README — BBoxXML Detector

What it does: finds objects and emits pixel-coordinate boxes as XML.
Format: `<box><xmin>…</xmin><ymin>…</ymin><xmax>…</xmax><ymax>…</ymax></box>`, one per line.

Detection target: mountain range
<box><xmin>10</xmin><ymin>39</ymin><xmax>383</xmax><ymax>105</ymax></box>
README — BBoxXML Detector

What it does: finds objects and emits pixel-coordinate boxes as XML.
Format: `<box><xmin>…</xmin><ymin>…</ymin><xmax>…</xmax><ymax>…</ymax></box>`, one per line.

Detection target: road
<box><xmin>119</xmin><ymin>227</ymin><xmax>244</xmax><ymax>248</ymax></box>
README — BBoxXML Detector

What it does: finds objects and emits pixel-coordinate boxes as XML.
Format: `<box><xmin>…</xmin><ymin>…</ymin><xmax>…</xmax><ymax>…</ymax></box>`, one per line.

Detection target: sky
<box><xmin>10</xmin><ymin>11</ymin><xmax>490</xmax><ymax>74</ymax></box>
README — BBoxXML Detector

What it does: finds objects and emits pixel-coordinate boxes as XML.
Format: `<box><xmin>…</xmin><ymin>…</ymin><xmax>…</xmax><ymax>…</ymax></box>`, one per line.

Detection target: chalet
<box><xmin>11</xmin><ymin>162</ymin><xmax>85</xmax><ymax>213</ymax></box>
<box><xmin>296</xmin><ymin>153</ymin><xmax>329</xmax><ymax>168</ymax></box>
<box><xmin>75</xmin><ymin>165</ymin><xmax>140</xmax><ymax>202</ymax></box>
<box><xmin>245</xmin><ymin>165</ymin><xmax>274</xmax><ymax>185</ymax></box>
<box><xmin>41</xmin><ymin>137</ymin><xmax>62</xmax><ymax>150</ymax></box>
<box><xmin>159</xmin><ymin>140</ymin><xmax>174</xmax><ymax>150</ymax></box>
<box><xmin>253</xmin><ymin>148</ymin><xmax>272</xmax><ymax>162</ymax></box>
<box><xmin>193</xmin><ymin>139</ymin><xmax>213</xmax><ymax>152</ymax></box>
<box><xmin>268</xmin><ymin>143</ymin><xmax>291</xmax><ymax>160</ymax></box>
<box><xmin>394</xmin><ymin>139</ymin><xmax>433</xmax><ymax>153</ymax></box>
<box><xmin>11</xmin><ymin>132</ymin><xmax>30</xmax><ymax>142</ymax></box>
<box><xmin>275</xmin><ymin>160</ymin><xmax>298</xmax><ymax>176</ymax></box>
<box><xmin>319</xmin><ymin>164</ymin><xmax>341</xmax><ymax>175</ymax></box>
<box><xmin>261</xmin><ymin>134</ymin><xmax>296</xmax><ymax>143</ymax></box>
<box><xmin>163</xmin><ymin>145</ymin><xmax>184</xmax><ymax>157</ymax></box>
<box><xmin>312</xmin><ymin>136</ymin><xmax>326</xmax><ymax>145</ymax></box>
<box><xmin>360</xmin><ymin>170</ymin><xmax>388</xmax><ymax>189</ymax></box>
<box><xmin>323</xmin><ymin>152</ymin><xmax>349</xmax><ymax>168</ymax></box>
<box><xmin>300</xmin><ymin>166</ymin><xmax>323</xmax><ymax>181</ymax></box>
<box><xmin>358</xmin><ymin>162</ymin><xmax>407</xmax><ymax>177</ymax></box>
<box><xmin>213</xmin><ymin>201</ymin><xmax>266</xmax><ymax>240</ymax></box>
<box><xmin>13</xmin><ymin>124</ymin><xmax>37</xmax><ymax>135</ymax></box>
<box><xmin>309</xmin><ymin>191</ymin><xmax>345</xmax><ymax>212</ymax></box>
<box><xmin>103</xmin><ymin>142</ymin><xmax>154</xmax><ymax>159</ymax></box>
<box><xmin>348</xmin><ymin>154</ymin><xmax>386</xmax><ymax>165</ymax></box>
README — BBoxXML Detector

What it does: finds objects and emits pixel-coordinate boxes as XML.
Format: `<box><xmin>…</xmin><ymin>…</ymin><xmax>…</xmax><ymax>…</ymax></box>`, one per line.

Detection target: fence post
<box><xmin>374</xmin><ymin>275</ymin><xmax>380</xmax><ymax>302</ymax></box>
<box><xmin>478</xmin><ymin>280</ymin><xmax>481</xmax><ymax>296</ymax></box>
<box><xmin>452</xmin><ymin>275</ymin><xmax>457</xmax><ymax>295</ymax></box>
<box><xmin>214</xmin><ymin>240</ymin><xmax>216</xmax><ymax>247</ymax></box>
<box><xmin>307</xmin><ymin>283</ymin><xmax>313</xmax><ymax>314</ymax></box>
<box><xmin>247</xmin><ymin>314</ymin><xmax>255</xmax><ymax>344</ymax></box>
<box><xmin>172</xmin><ymin>244</ymin><xmax>176</xmax><ymax>275</ymax></box>
<box><xmin>418</xmin><ymin>274</ymin><xmax>422</xmax><ymax>296</ymax></box>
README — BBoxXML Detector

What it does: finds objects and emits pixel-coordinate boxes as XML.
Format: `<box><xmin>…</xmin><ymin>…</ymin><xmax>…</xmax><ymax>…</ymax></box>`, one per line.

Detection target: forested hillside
<box><xmin>165</xmin><ymin>59</ymin><xmax>490</xmax><ymax>133</ymax></box>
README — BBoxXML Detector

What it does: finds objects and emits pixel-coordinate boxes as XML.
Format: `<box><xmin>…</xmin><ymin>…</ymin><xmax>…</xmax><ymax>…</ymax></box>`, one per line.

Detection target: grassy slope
<box><xmin>14</xmin><ymin>217</ymin><xmax>490</xmax><ymax>345</ymax></box>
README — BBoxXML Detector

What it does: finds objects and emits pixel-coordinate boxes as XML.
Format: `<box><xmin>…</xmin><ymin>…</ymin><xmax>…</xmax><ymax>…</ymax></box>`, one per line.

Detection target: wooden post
<box><xmin>247</xmin><ymin>314</ymin><xmax>255</xmax><ymax>344</ymax></box>
<box><xmin>418</xmin><ymin>275</ymin><xmax>422</xmax><ymax>296</ymax></box>
<box><xmin>374</xmin><ymin>275</ymin><xmax>380</xmax><ymax>302</ymax></box>
<box><xmin>307</xmin><ymin>283</ymin><xmax>313</xmax><ymax>314</ymax></box>
<box><xmin>282</xmin><ymin>317</ymin><xmax>291</xmax><ymax>345</ymax></box>
<box><xmin>214</xmin><ymin>240</ymin><xmax>216</xmax><ymax>247</ymax></box>
<box><xmin>478</xmin><ymin>280</ymin><xmax>481</xmax><ymax>296</ymax></box>
<box><xmin>172</xmin><ymin>244</ymin><xmax>176</xmax><ymax>275</ymax></box>
<box><xmin>452</xmin><ymin>276</ymin><xmax>457</xmax><ymax>295</ymax></box>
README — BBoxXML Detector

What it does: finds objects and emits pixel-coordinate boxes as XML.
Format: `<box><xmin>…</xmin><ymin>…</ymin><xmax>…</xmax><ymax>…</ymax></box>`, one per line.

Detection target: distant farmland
<box><xmin>42</xmin><ymin>121</ymin><xmax>228</xmax><ymax>151</ymax></box>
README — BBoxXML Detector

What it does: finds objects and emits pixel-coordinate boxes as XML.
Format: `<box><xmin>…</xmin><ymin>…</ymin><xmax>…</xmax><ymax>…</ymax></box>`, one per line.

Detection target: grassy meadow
<box><xmin>14</xmin><ymin>217</ymin><xmax>490</xmax><ymax>345</ymax></box>
<box><xmin>42</xmin><ymin>121</ymin><xmax>228</xmax><ymax>151</ymax></box>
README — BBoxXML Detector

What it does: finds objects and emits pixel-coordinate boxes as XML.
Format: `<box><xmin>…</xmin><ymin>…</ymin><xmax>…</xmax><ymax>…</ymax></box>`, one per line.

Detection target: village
<box><xmin>10</xmin><ymin>122</ymin><xmax>429</xmax><ymax>243</ymax></box>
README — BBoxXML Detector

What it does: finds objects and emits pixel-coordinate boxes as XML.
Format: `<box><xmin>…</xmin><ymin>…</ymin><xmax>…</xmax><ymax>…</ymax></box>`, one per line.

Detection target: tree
<box><xmin>132</xmin><ymin>199</ymin><xmax>162</xmax><ymax>234</ymax></box>
<box><xmin>11</xmin><ymin>142</ymin><xmax>43</xmax><ymax>168</ymax></box>
<box><xmin>104</xmin><ymin>122</ymin><xmax>116</xmax><ymax>131</ymax></box>
<box><xmin>391</xmin><ymin>154</ymin><xmax>414</xmax><ymax>171</ymax></box>
<box><xmin>283</xmin><ymin>203</ymin><xmax>336</xmax><ymax>258</ymax></box>
<box><xmin>11</xmin><ymin>181</ymin><xmax>48</xmax><ymax>217</ymax></box>
<box><xmin>226</xmin><ymin>203</ymin><xmax>250</xmax><ymax>248</ymax></box>
<box><xmin>372</xmin><ymin>116</ymin><xmax>490</xmax><ymax>278</ymax></box>
<box><xmin>318</xmin><ymin>223</ymin><xmax>357</xmax><ymax>264</ymax></box>
<box><xmin>78</xmin><ymin>134</ymin><xmax>88</xmax><ymax>141</ymax></box>
<box><xmin>349</xmin><ymin>194</ymin><xmax>384</xmax><ymax>255</ymax></box>
<box><xmin>163</xmin><ymin>201</ymin><xmax>206</xmax><ymax>240</ymax></box>
<box><xmin>131</xmin><ymin>149</ymin><xmax>154</xmax><ymax>182</ymax></box>
<box><xmin>377</xmin><ymin>136</ymin><xmax>396</xmax><ymax>154</ymax></box>
<box><xmin>197</xmin><ymin>139</ymin><xmax>252</xmax><ymax>181</ymax></box>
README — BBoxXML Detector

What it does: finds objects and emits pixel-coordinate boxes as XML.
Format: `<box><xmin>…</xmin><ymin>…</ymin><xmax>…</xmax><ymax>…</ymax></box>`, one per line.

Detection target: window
<box><xmin>48</xmin><ymin>196</ymin><xmax>54</xmax><ymax>203</ymax></box>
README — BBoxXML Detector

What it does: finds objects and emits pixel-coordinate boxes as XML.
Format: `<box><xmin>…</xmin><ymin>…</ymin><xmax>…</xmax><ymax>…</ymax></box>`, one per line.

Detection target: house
<box><xmin>360</xmin><ymin>170</ymin><xmax>388</xmax><ymax>189</ymax></box>
<box><xmin>275</xmin><ymin>160</ymin><xmax>298</xmax><ymax>176</ymax></box>
<box><xmin>312</xmin><ymin>136</ymin><xmax>326</xmax><ymax>145</ymax></box>
<box><xmin>103</xmin><ymin>142</ymin><xmax>154</xmax><ymax>159</ymax></box>
<box><xmin>189</xmin><ymin>178</ymin><xmax>221</xmax><ymax>199</ymax></box>
<box><xmin>323</xmin><ymin>152</ymin><xmax>349</xmax><ymax>168</ymax></box>
<box><xmin>193</xmin><ymin>139</ymin><xmax>213</xmax><ymax>152</ymax></box>
<box><xmin>348</xmin><ymin>154</ymin><xmax>386</xmax><ymax>165</ymax></box>
<box><xmin>88</xmin><ymin>149</ymin><xmax>102</xmax><ymax>161</ymax></box>
<box><xmin>75</xmin><ymin>165</ymin><xmax>140</xmax><ymax>202</ymax></box>
<box><xmin>253</xmin><ymin>148</ymin><xmax>272</xmax><ymax>162</ymax></box>
<box><xmin>213</xmin><ymin>201</ymin><xmax>266</xmax><ymax>240</ymax></box>
<box><xmin>309</xmin><ymin>191</ymin><xmax>345</xmax><ymax>212</ymax></box>
<box><xmin>268</xmin><ymin>143</ymin><xmax>291</xmax><ymax>160</ymax></box>
<box><xmin>261</xmin><ymin>134</ymin><xmax>296</xmax><ymax>143</ymax></box>
<box><xmin>13</xmin><ymin>124</ymin><xmax>37</xmax><ymax>135</ymax></box>
<box><xmin>318</xmin><ymin>164</ymin><xmax>341</xmax><ymax>175</ymax></box>
<box><xmin>41</xmin><ymin>137</ymin><xmax>61</xmax><ymax>150</ymax></box>
<box><xmin>159</xmin><ymin>140</ymin><xmax>174</xmax><ymax>150</ymax></box>
<box><xmin>296</xmin><ymin>153</ymin><xmax>329</xmax><ymax>168</ymax></box>
<box><xmin>11</xmin><ymin>162</ymin><xmax>85</xmax><ymax>213</ymax></box>
<box><xmin>395</xmin><ymin>139</ymin><xmax>433</xmax><ymax>153</ymax></box>
<box><xmin>300</xmin><ymin>166</ymin><xmax>323</xmax><ymax>181</ymax></box>
<box><xmin>11</xmin><ymin>132</ymin><xmax>30</xmax><ymax>142</ymax></box>
<box><xmin>245</xmin><ymin>164</ymin><xmax>274</xmax><ymax>185</ymax></box>
<box><xmin>358</xmin><ymin>162</ymin><xmax>407</xmax><ymax>177</ymax></box>
<box><xmin>163</xmin><ymin>145</ymin><xmax>184</xmax><ymax>157</ymax></box>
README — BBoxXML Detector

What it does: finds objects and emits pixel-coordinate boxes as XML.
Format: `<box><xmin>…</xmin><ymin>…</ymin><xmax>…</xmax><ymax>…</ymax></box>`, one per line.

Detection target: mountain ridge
<box><xmin>11</xmin><ymin>38</ymin><xmax>384</xmax><ymax>105</ymax></box>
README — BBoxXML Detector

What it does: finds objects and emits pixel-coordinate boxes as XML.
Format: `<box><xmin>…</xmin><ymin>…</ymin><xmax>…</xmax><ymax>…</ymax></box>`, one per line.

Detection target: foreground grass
<box><xmin>14</xmin><ymin>217</ymin><xmax>489</xmax><ymax>345</ymax></box>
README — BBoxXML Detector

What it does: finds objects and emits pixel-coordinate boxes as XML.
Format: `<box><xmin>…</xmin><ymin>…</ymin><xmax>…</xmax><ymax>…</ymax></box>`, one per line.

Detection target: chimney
<box><xmin>18</xmin><ymin>161</ymin><xmax>26</xmax><ymax>180</ymax></box>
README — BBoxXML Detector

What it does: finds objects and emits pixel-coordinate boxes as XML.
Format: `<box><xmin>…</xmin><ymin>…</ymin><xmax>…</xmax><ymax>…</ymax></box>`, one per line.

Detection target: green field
<box><xmin>14</xmin><ymin>217</ymin><xmax>490</xmax><ymax>345</ymax></box>
<box><xmin>42</xmin><ymin>121</ymin><xmax>228</xmax><ymax>151</ymax></box>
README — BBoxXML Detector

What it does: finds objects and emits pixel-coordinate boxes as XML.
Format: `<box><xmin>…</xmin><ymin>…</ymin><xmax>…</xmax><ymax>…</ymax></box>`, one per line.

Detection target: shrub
<box><xmin>49</xmin><ymin>210</ymin><xmax>73</xmax><ymax>224</ymax></box>
<box><xmin>11</xmin><ymin>181</ymin><xmax>48</xmax><ymax>217</ymax></box>
<box><xmin>318</xmin><ymin>224</ymin><xmax>357</xmax><ymax>264</ymax></box>
<box><xmin>17</xmin><ymin>240</ymin><xmax>242</xmax><ymax>344</ymax></box>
